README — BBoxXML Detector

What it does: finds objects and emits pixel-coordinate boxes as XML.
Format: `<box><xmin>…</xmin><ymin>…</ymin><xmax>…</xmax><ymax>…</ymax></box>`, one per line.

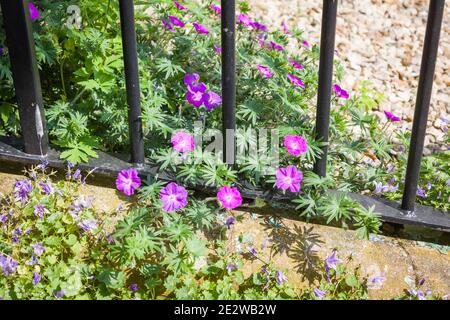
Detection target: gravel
<box><xmin>248</xmin><ymin>0</ymin><xmax>449</xmax><ymax>150</ymax></box>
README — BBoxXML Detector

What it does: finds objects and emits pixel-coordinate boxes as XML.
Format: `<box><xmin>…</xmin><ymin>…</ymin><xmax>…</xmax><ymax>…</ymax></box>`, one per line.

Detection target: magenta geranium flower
<box><xmin>275</xmin><ymin>165</ymin><xmax>303</xmax><ymax>193</ymax></box>
<box><xmin>332</xmin><ymin>84</ymin><xmax>349</xmax><ymax>99</ymax></box>
<box><xmin>193</xmin><ymin>22</ymin><xmax>209</xmax><ymax>35</ymax></box>
<box><xmin>214</xmin><ymin>45</ymin><xmax>222</xmax><ymax>53</ymax></box>
<box><xmin>303</xmin><ymin>40</ymin><xmax>311</xmax><ymax>48</ymax></box>
<box><xmin>203</xmin><ymin>91</ymin><xmax>222</xmax><ymax>110</ymax></box>
<box><xmin>289</xmin><ymin>58</ymin><xmax>304</xmax><ymax>70</ymax></box>
<box><xmin>210</xmin><ymin>4</ymin><xmax>221</xmax><ymax>15</ymax></box>
<box><xmin>116</xmin><ymin>168</ymin><xmax>141</xmax><ymax>196</ymax></box>
<box><xmin>186</xmin><ymin>82</ymin><xmax>207</xmax><ymax>107</ymax></box>
<box><xmin>162</xmin><ymin>19</ymin><xmax>175</xmax><ymax>32</ymax></box>
<box><xmin>384</xmin><ymin>111</ymin><xmax>401</xmax><ymax>122</ymax></box>
<box><xmin>168</xmin><ymin>15</ymin><xmax>185</xmax><ymax>28</ymax></box>
<box><xmin>268</xmin><ymin>41</ymin><xmax>284</xmax><ymax>51</ymax></box>
<box><xmin>257</xmin><ymin>65</ymin><xmax>273</xmax><ymax>78</ymax></box>
<box><xmin>171</xmin><ymin>131</ymin><xmax>195</xmax><ymax>152</ymax></box>
<box><xmin>173</xmin><ymin>1</ymin><xmax>188</xmax><ymax>11</ymax></box>
<box><xmin>29</xmin><ymin>2</ymin><xmax>40</xmax><ymax>21</ymax></box>
<box><xmin>287</xmin><ymin>74</ymin><xmax>305</xmax><ymax>89</ymax></box>
<box><xmin>160</xmin><ymin>182</ymin><xmax>188</xmax><ymax>212</ymax></box>
<box><xmin>238</xmin><ymin>14</ymin><xmax>253</xmax><ymax>28</ymax></box>
<box><xmin>184</xmin><ymin>73</ymin><xmax>200</xmax><ymax>86</ymax></box>
<box><xmin>217</xmin><ymin>186</ymin><xmax>243</xmax><ymax>209</ymax></box>
<box><xmin>284</xmin><ymin>135</ymin><xmax>308</xmax><ymax>156</ymax></box>
<box><xmin>252</xmin><ymin>21</ymin><xmax>268</xmax><ymax>32</ymax></box>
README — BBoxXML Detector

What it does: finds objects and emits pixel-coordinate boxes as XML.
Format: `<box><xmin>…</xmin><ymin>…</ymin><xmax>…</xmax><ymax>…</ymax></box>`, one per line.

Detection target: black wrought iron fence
<box><xmin>0</xmin><ymin>0</ymin><xmax>448</xmax><ymax>231</ymax></box>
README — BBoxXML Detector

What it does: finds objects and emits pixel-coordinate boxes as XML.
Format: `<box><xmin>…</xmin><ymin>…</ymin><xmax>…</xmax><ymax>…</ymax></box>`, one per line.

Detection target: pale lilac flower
<box><xmin>14</xmin><ymin>179</ymin><xmax>33</xmax><ymax>204</ymax></box>
<box><xmin>0</xmin><ymin>254</ymin><xmax>18</xmax><ymax>276</ymax></box>
<box><xmin>281</xmin><ymin>21</ymin><xmax>292</xmax><ymax>35</ymax></box>
<box><xmin>37</xmin><ymin>159</ymin><xmax>49</xmax><ymax>170</ymax></box>
<box><xmin>12</xmin><ymin>227</ymin><xmax>22</xmax><ymax>243</ymax></box>
<box><xmin>238</xmin><ymin>13</ymin><xmax>253</xmax><ymax>28</ymax></box>
<box><xmin>275</xmin><ymin>271</ymin><xmax>288</xmax><ymax>285</ymax></box>
<box><xmin>162</xmin><ymin>19</ymin><xmax>175</xmax><ymax>32</ymax></box>
<box><xmin>324</xmin><ymin>250</ymin><xmax>342</xmax><ymax>275</ymax></box>
<box><xmin>33</xmin><ymin>204</ymin><xmax>48</xmax><ymax>218</ymax></box>
<box><xmin>289</xmin><ymin>58</ymin><xmax>304</xmax><ymax>70</ymax></box>
<box><xmin>332</xmin><ymin>84</ymin><xmax>349</xmax><ymax>99</ymax></box>
<box><xmin>168</xmin><ymin>15</ymin><xmax>185</xmax><ymax>28</ymax></box>
<box><xmin>287</xmin><ymin>74</ymin><xmax>305</xmax><ymax>88</ymax></box>
<box><xmin>193</xmin><ymin>22</ymin><xmax>209</xmax><ymax>35</ymax></box>
<box><xmin>426</xmin><ymin>182</ymin><xmax>432</xmax><ymax>190</ymax></box>
<box><xmin>54</xmin><ymin>289</ymin><xmax>65</xmax><ymax>299</ymax></box>
<box><xmin>26</xmin><ymin>254</ymin><xmax>38</xmax><ymax>266</ymax></box>
<box><xmin>0</xmin><ymin>213</ymin><xmax>8</xmax><ymax>223</ymax></box>
<box><xmin>283</xmin><ymin>135</ymin><xmax>308</xmax><ymax>156</ymax></box>
<box><xmin>210</xmin><ymin>4</ymin><xmax>221</xmax><ymax>15</ymax></box>
<box><xmin>257</xmin><ymin>65</ymin><xmax>273</xmax><ymax>78</ymax></box>
<box><xmin>116</xmin><ymin>168</ymin><xmax>141</xmax><ymax>196</ymax></box>
<box><xmin>78</xmin><ymin>219</ymin><xmax>97</xmax><ymax>232</ymax></box>
<box><xmin>203</xmin><ymin>91</ymin><xmax>222</xmax><ymax>110</ymax></box>
<box><xmin>369</xmin><ymin>273</ymin><xmax>386</xmax><ymax>287</ymax></box>
<box><xmin>171</xmin><ymin>131</ymin><xmax>195</xmax><ymax>152</ymax></box>
<box><xmin>225</xmin><ymin>216</ymin><xmax>235</xmax><ymax>229</ymax></box>
<box><xmin>32</xmin><ymin>242</ymin><xmax>46</xmax><ymax>256</ymax></box>
<box><xmin>33</xmin><ymin>272</ymin><xmax>41</xmax><ymax>285</ymax></box>
<box><xmin>186</xmin><ymin>82</ymin><xmax>207</xmax><ymax>107</ymax></box>
<box><xmin>226</xmin><ymin>263</ymin><xmax>236</xmax><ymax>272</ymax></box>
<box><xmin>373</xmin><ymin>181</ymin><xmax>383</xmax><ymax>194</ymax></box>
<box><xmin>39</xmin><ymin>181</ymin><xmax>54</xmax><ymax>195</ymax></box>
<box><xmin>446</xmin><ymin>179</ymin><xmax>450</xmax><ymax>187</ymax></box>
<box><xmin>29</xmin><ymin>2</ymin><xmax>40</xmax><ymax>21</ymax></box>
<box><xmin>73</xmin><ymin>169</ymin><xmax>81</xmax><ymax>180</ymax></box>
<box><xmin>384</xmin><ymin>111</ymin><xmax>401</xmax><ymax>122</ymax></box>
<box><xmin>387</xmin><ymin>163</ymin><xmax>396</xmax><ymax>173</ymax></box>
<box><xmin>275</xmin><ymin>166</ymin><xmax>303</xmax><ymax>193</ymax></box>
<box><xmin>159</xmin><ymin>182</ymin><xmax>188</xmax><ymax>212</ymax></box>
<box><xmin>129</xmin><ymin>283</ymin><xmax>139</xmax><ymax>292</ymax></box>
<box><xmin>247</xmin><ymin>246</ymin><xmax>257</xmax><ymax>256</ymax></box>
<box><xmin>217</xmin><ymin>186</ymin><xmax>243</xmax><ymax>209</ymax></box>
<box><xmin>173</xmin><ymin>1</ymin><xmax>187</xmax><ymax>11</ymax></box>
<box><xmin>313</xmin><ymin>288</ymin><xmax>327</xmax><ymax>299</ymax></box>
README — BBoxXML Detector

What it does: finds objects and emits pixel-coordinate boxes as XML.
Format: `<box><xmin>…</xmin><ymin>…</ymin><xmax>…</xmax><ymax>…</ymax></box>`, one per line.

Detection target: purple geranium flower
<box><xmin>168</xmin><ymin>15</ymin><xmax>185</xmax><ymax>28</ymax></box>
<box><xmin>171</xmin><ymin>131</ymin><xmax>195</xmax><ymax>152</ymax></box>
<box><xmin>14</xmin><ymin>179</ymin><xmax>33</xmax><ymax>204</ymax></box>
<box><xmin>78</xmin><ymin>219</ymin><xmax>97</xmax><ymax>232</ymax></box>
<box><xmin>193</xmin><ymin>22</ymin><xmax>209</xmax><ymax>35</ymax></box>
<box><xmin>0</xmin><ymin>254</ymin><xmax>18</xmax><ymax>276</ymax></box>
<box><xmin>268</xmin><ymin>41</ymin><xmax>284</xmax><ymax>51</ymax></box>
<box><xmin>283</xmin><ymin>135</ymin><xmax>308</xmax><ymax>156</ymax></box>
<box><xmin>116</xmin><ymin>168</ymin><xmax>141</xmax><ymax>196</ymax></box>
<box><xmin>162</xmin><ymin>19</ymin><xmax>175</xmax><ymax>32</ymax></box>
<box><xmin>184</xmin><ymin>73</ymin><xmax>200</xmax><ymax>86</ymax></box>
<box><xmin>225</xmin><ymin>216</ymin><xmax>235</xmax><ymax>229</ymax></box>
<box><xmin>214</xmin><ymin>45</ymin><xmax>222</xmax><ymax>53</ymax></box>
<box><xmin>210</xmin><ymin>4</ymin><xmax>221</xmax><ymax>15</ymax></box>
<box><xmin>332</xmin><ymin>84</ymin><xmax>349</xmax><ymax>99</ymax></box>
<box><xmin>129</xmin><ymin>283</ymin><xmax>139</xmax><ymax>292</ymax></box>
<box><xmin>275</xmin><ymin>271</ymin><xmax>288</xmax><ymax>285</ymax></box>
<box><xmin>32</xmin><ymin>242</ymin><xmax>46</xmax><ymax>256</ymax></box>
<box><xmin>217</xmin><ymin>186</ymin><xmax>243</xmax><ymax>210</ymax></box>
<box><xmin>384</xmin><ymin>111</ymin><xmax>401</xmax><ymax>122</ymax></box>
<box><xmin>257</xmin><ymin>65</ymin><xmax>273</xmax><ymax>78</ymax></box>
<box><xmin>275</xmin><ymin>165</ymin><xmax>303</xmax><ymax>193</ymax></box>
<box><xmin>238</xmin><ymin>14</ymin><xmax>253</xmax><ymax>28</ymax></box>
<box><xmin>303</xmin><ymin>40</ymin><xmax>311</xmax><ymax>48</ymax></box>
<box><xmin>33</xmin><ymin>204</ymin><xmax>49</xmax><ymax>218</ymax></box>
<box><xmin>173</xmin><ymin>1</ymin><xmax>187</xmax><ymax>11</ymax></box>
<box><xmin>252</xmin><ymin>21</ymin><xmax>268</xmax><ymax>32</ymax></box>
<box><xmin>33</xmin><ymin>272</ymin><xmax>42</xmax><ymax>285</ymax></box>
<box><xmin>287</xmin><ymin>74</ymin><xmax>305</xmax><ymax>88</ymax></box>
<box><xmin>186</xmin><ymin>82</ymin><xmax>207</xmax><ymax>107</ymax></box>
<box><xmin>281</xmin><ymin>21</ymin><xmax>292</xmax><ymax>35</ymax></box>
<box><xmin>159</xmin><ymin>182</ymin><xmax>188</xmax><ymax>212</ymax></box>
<box><xmin>313</xmin><ymin>288</ymin><xmax>327</xmax><ymax>299</ymax></box>
<box><xmin>29</xmin><ymin>2</ymin><xmax>40</xmax><ymax>21</ymax></box>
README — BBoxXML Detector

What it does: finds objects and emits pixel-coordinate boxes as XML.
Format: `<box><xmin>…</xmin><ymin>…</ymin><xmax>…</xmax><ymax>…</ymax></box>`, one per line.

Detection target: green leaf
<box><xmin>185</xmin><ymin>237</ymin><xmax>207</xmax><ymax>257</ymax></box>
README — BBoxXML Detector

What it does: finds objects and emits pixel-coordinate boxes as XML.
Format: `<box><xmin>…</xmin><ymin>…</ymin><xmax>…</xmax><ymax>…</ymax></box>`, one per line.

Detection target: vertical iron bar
<box><xmin>313</xmin><ymin>0</ymin><xmax>338</xmax><ymax>177</ymax></box>
<box><xmin>0</xmin><ymin>0</ymin><xmax>48</xmax><ymax>156</ymax></box>
<box><xmin>119</xmin><ymin>0</ymin><xmax>145</xmax><ymax>164</ymax></box>
<box><xmin>401</xmin><ymin>0</ymin><xmax>445</xmax><ymax>212</ymax></box>
<box><xmin>221</xmin><ymin>0</ymin><xmax>236</xmax><ymax>164</ymax></box>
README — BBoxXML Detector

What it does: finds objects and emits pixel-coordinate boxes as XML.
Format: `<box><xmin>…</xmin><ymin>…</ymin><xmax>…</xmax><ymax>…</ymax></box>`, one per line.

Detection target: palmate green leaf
<box><xmin>185</xmin><ymin>236</ymin><xmax>207</xmax><ymax>257</ymax></box>
<box><xmin>155</xmin><ymin>57</ymin><xmax>184</xmax><ymax>79</ymax></box>
<box><xmin>58</xmin><ymin>137</ymin><xmax>99</xmax><ymax>164</ymax></box>
<box><xmin>292</xmin><ymin>193</ymin><xmax>317</xmax><ymax>218</ymax></box>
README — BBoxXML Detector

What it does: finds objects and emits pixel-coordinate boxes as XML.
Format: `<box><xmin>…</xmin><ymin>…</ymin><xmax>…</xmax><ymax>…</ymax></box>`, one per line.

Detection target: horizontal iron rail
<box><xmin>1</xmin><ymin>137</ymin><xmax>449</xmax><ymax>232</ymax></box>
